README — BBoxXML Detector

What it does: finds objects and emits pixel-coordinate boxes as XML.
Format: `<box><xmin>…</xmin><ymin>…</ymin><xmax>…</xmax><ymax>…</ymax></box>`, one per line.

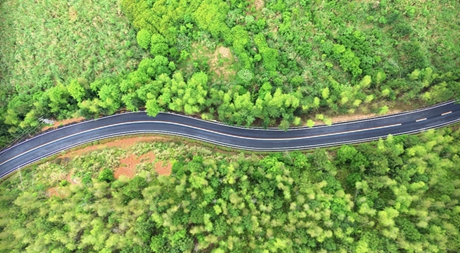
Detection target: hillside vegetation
<box><xmin>1</xmin><ymin>0</ymin><xmax>459</xmax><ymax>148</ymax></box>
<box><xmin>0</xmin><ymin>127</ymin><xmax>459</xmax><ymax>252</ymax></box>
<box><xmin>0</xmin><ymin>0</ymin><xmax>147</xmax><ymax>146</ymax></box>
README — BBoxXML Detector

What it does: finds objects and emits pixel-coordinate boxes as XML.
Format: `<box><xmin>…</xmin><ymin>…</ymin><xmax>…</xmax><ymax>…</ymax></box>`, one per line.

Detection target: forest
<box><xmin>0</xmin><ymin>126</ymin><xmax>459</xmax><ymax>252</ymax></box>
<box><xmin>1</xmin><ymin>0</ymin><xmax>460</xmax><ymax>147</ymax></box>
<box><xmin>1</xmin><ymin>0</ymin><xmax>460</xmax><ymax>251</ymax></box>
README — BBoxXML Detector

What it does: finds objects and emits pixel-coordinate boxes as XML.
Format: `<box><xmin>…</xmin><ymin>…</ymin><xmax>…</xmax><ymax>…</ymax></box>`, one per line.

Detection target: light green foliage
<box><xmin>145</xmin><ymin>96</ymin><xmax>161</xmax><ymax>117</ymax></box>
<box><xmin>237</xmin><ymin>69</ymin><xmax>253</xmax><ymax>83</ymax></box>
<box><xmin>136</xmin><ymin>29</ymin><xmax>152</xmax><ymax>49</ymax></box>
<box><xmin>168</xmin><ymin>71</ymin><xmax>209</xmax><ymax>115</ymax></box>
<box><xmin>254</xmin><ymin>33</ymin><xmax>279</xmax><ymax>72</ymax></box>
<box><xmin>378</xmin><ymin>105</ymin><xmax>389</xmax><ymax>115</ymax></box>
<box><xmin>1</xmin><ymin>127</ymin><xmax>460</xmax><ymax>252</ymax></box>
<box><xmin>150</xmin><ymin>33</ymin><xmax>169</xmax><ymax>56</ymax></box>
<box><xmin>67</xmin><ymin>79</ymin><xmax>87</xmax><ymax>103</ymax></box>
<box><xmin>321</xmin><ymin>87</ymin><xmax>330</xmax><ymax>100</ymax></box>
<box><xmin>359</xmin><ymin>75</ymin><xmax>372</xmax><ymax>89</ymax></box>
<box><xmin>0</xmin><ymin>0</ymin><xmax>145</xmax><ymax>139</ymax></box>
<box><xmin>0</xmin><ymin>0</ymin><xmax>144</xmax><ymax>99</ymax></box>
<box><xmin>193</xmin><ymin>0</ymin><xmax>230</xmax><ymax>38</ymax></box>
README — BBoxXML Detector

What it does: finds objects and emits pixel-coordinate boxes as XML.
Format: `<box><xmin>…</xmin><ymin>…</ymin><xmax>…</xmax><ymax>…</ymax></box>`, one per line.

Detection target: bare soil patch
<box><xmin>114</xmin><ymin>151</ymin><xmax>170</xmax><ymax>179</ymax></box>
<box><xmin>253</xmin><ymin>0</ymin><xmax>264</xmax><ymax>10</ymax></box>
<box><xmin>190</xmin><ymin>43</ymin><xmax>235</xmax><ymax>81</ymax></box>
<box><xmin>42</xmin><ymin>117</ymin><xmax>85</xmax><ymax>132</ymax></box>
<box><xmin>247</xmin><ymin>0</ymin><xmax>264</xmax><ymax>11</ymax></box>
<box><xmin>68</xmin><ymin>6</ymin><xmax>78</xmax><ymax>22</ymax></box>
<box><xmin>155</xmin><ymin>161</ymin><xmax>172</xmax><ymax>176</ymax></box>
<box><xmin>210</xmin><ymin>46</ymin><xmax>235</xmax><ymax>80</ymax></box>
<box><xmin>330</xmin><ymin>109</ymin><xmax>403</xmax><ymax>124</ymax></box>
<box><xmin>46</xmin><ymin>187</ymin><xmax>66</xmax><ymax>198</ymax></box>
<box><xmin>115</xmin><ymin>154</ymin><xmax>139</xmax><ymax>179</ymax></box>
<box><xmin>66</xmin><ymin>171</ymin><xmax>79</xmax><ymax>185</ymax></box>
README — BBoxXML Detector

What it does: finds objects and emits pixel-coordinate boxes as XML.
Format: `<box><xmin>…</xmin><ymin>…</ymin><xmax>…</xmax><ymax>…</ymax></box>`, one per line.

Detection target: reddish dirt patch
<box><xmin>155</xmin><ymin>161</ymin><xmax>172</xmax><ymax>176</ymax></box>
<box><xmin>115</xmin><ymin>154</ymin><xmax>139</xmax><ymax>179</ymax></box>
<box><xmin>54</xmin><ymin>135</ymin><xmax>174</xmax><ymax>181</ymax></box>
<box><xmin>114</xmin><ymin>151</ymin><xmax>159</xmax><ymax>179</ymax></box>
<box><xmin>46</xmin><ymin>187</ymin><xmax>67</xmax><ymax>198</ymax></box>
<box><xmin>66</xmin><ymin>171</ymin><xmax>79</xmax><ymax>184</ymax></box>
<box><xmin>42</xmin><ymin>117</ymin><xmax>85</xmax><ymax>132</ymax></box>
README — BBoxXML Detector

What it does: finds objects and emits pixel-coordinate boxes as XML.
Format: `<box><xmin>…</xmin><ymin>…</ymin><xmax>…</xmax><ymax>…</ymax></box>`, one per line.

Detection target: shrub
<box><xmin>137</xmin><ymin>29</ymin><xmax>152</xmax><ymax>49</ymax></box>
<box><xmin>98</xmin><ymin>168</ymin><xmax>115</xmax><ymax>182</ymax></box>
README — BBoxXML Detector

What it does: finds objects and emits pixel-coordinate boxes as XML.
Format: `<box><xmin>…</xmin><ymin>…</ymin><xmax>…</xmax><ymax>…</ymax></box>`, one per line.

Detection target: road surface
<box><xmin>0</xmin><ymin>101</ymin><xmax>459</xmax><ymax>179</ymax></box>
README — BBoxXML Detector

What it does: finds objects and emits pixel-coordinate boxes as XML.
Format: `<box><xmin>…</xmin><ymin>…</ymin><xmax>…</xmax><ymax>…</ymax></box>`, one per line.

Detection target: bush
<box><xmin>59</xmin><ymin>180</ymin><xmax>69</xmax><ymax>187</ymax></box>
<box><xmin>137</xmin><ymin>29</ymin><xmax>152</xmax><ymax>49</ymax></box>
<box><xmin>98</xmin><ymin>168</ymin><xmax>115</xmax><ymax>182</ymax></box>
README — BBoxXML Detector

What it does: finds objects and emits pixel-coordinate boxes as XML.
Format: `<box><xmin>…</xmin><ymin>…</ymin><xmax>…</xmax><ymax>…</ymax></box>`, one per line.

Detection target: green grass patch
<box><xmin>0</xmin><ymin>0</ymin><xmax>147</xmax><ymax>98</ymax></box>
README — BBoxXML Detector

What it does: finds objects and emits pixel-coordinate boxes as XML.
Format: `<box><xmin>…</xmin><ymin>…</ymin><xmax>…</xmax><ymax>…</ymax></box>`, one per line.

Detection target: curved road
<box><xmin>1</xmin><ymin>101</ymin><xmax>459</xmax><ymax>179</ymax></box>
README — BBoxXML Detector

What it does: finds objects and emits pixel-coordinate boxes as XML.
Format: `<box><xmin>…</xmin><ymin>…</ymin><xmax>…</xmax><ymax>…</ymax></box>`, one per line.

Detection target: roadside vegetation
<box><xmin>1</xmin><ymin>0</ymin><xmax>460</xmax><ymax>148</ymax></box>
<box><xmin>0</xmin><ymin>127</ymin><xmax>459</xmax><ymax>252</ymax></box>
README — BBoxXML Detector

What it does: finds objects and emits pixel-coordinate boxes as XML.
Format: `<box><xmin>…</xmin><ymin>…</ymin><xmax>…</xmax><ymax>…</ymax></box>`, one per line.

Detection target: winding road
<box><xmin>1</xmin><ymin>101</ymin><xmax>459</xmax><ymax>179</ymax></box>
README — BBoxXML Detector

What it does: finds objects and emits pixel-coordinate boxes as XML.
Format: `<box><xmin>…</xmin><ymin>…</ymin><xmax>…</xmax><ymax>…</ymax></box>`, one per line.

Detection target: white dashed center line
<box><xmin>441</xmin><ymin>111</ymin><xmax>452</xmax><ymax>116</ymax></box>
<box><xmin>416</xmin><ymin>118</ymin><xmax>427</xmax><ymax>122</ymax></box>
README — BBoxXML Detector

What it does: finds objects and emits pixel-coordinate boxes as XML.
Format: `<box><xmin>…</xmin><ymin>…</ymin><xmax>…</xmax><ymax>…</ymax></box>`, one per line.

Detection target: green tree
<box><xmin>137</xmin><ymin>29</ymin><xmax>152</xmax><ymax>49</ymax></box>
<box><xmin>150</xmin><ymin>33</ymin><xmax>169</xmax><ymax>56</ymax></box>
<box><xmin>98</xmin><ymin>168</ymin><xmax>115</xmax><ymax>182</ymax></box>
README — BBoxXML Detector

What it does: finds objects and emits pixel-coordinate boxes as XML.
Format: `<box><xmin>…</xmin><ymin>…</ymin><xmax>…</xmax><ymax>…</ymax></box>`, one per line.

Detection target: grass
<box><xmin>0</xmin><ymin>0</ymin><xmax>147</xmax><ymax>96</ymax></box>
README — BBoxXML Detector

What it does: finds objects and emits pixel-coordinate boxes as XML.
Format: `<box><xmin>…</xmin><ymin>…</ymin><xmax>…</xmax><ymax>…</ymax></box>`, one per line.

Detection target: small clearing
<box><xmin>115</xmin><ymin>152</ymin><xmax>154</xmax><ymax>179</ymax></box>
<box><xmin>190</xmin><ymin>43</ymin><xmax>235</xmax><ymax>81</ymax></box>
<box><xmin>209</xmin><ymin>46</ymin><xmax>235</xmax><ymax>80</ymax></box>
<box><xmin>114</xmin><ymin>152</ymin><xmax>171</xmax><ymax>178</ymax></box>
<box><xmin>66</xmin><ymin>171</ymin><xmax>79</xmax><ymax>185</ymax></box>
<box><xmin>253</xmin><ymin>0</ymin><xmax>264</xmax><ymax>10</ymax></box>
<box><xmin>46</xmin><ymin>187</ymin><xmax>67</xmax><ymax>198</ymax></box>
<box><xmin>155</xmin><ymin>161</ymin><xmax>172</xmax><ymax>176</ymax></box>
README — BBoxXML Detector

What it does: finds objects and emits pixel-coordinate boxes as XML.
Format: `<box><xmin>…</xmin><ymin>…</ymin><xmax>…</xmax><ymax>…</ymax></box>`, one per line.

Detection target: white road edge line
<box><xmin>0</xmin><ymin>121</ymin><xmax>403</xmax><ymax>167</ymax></box>
<box><xmin>416</xmin><ymin>118</ymin><xmax>427</xmax><ymax>122</ymax></box>
<box><xmin>2</xmin><ymin>119</ymin><xmax>460</xmax><ymax>179</ymax></box>
<box><xmin>441</xmin><ymin>111</ymin><xmax>452</xmax><ymax>116</ymax></box>
<box><xmin>0</xmin><ymin>101</ymin><xmax>455</xmax><ymax>156</ymax></box>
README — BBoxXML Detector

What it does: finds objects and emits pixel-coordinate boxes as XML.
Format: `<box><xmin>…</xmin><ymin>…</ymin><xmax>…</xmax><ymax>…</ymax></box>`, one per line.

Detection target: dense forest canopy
<box><xmin>1</xmin><ymin>1</ymin><xmax>460</xmax><ymax>252</ymax></box>
<box><xmin>0</xmin><ymin>127</ymin><xmax>459</xmax><ymax>252</ymax></box>
<box><xmin>0</xmin><ymin>0</ymin><xmax>459</xmax><ymax>147</ymax></box>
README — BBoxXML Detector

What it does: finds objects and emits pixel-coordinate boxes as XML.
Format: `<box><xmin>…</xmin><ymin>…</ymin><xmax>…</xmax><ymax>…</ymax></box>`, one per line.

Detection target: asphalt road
<box><xmin>1</xmin><ymin>101</ymin><xmax>459</xmax><ymax>179</ymax></box>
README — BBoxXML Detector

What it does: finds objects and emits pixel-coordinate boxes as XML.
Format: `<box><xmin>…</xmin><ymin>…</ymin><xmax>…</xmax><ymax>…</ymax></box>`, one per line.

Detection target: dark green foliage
<box><xmin>59</xmin><ymin>180</ymin><xmax>69</xmax><ymax>187</ymax></box>
<box><xmin>98</xmin><ymin>168</ymin><xmax>115</xmax><ymax>182</ymax></box>
<box><xmin>122</xmin><ymin>176</ymin><xmax>148</xmax><ymax>203</ymax></box>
